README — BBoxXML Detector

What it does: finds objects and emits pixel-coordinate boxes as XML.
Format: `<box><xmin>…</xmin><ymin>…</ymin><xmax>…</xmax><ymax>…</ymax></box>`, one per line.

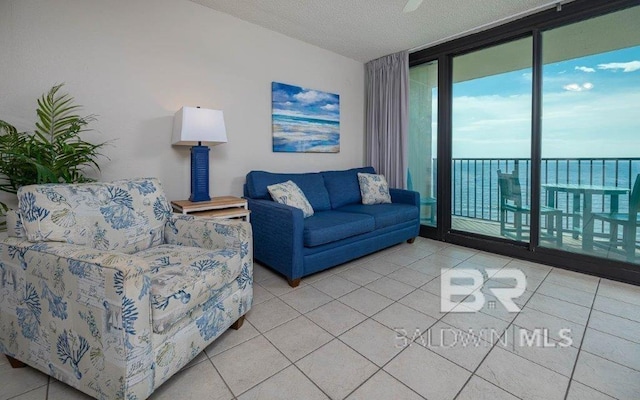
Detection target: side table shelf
<box><xmin>171</xmin><ymin>196</ymin><xmax>250</xmax><ymax>222</ymax></box>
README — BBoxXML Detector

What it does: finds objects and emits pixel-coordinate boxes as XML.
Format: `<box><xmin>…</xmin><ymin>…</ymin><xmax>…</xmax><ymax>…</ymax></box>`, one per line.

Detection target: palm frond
<box><xmin>0</xmin><ymin>83</ymin><xmax>109</xmax><ymax>198</ymax></box>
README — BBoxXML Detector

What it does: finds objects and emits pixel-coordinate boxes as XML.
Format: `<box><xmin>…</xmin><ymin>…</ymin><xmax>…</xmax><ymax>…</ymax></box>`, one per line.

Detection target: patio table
<box><xmin>542</xmin><ymin>183</ymin><xmax>630</xmax><ymax>250</ymax></box>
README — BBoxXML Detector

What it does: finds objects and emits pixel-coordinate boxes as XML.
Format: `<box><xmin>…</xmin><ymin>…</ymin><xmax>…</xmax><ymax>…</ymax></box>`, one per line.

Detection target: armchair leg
<box><xmin>287</xmin><ymin>278</ymin><xmax>301</xmax><ymax>288</ymax></box>
<box><xmin>5</xmin><ymin>355</ymin><xmax>26</xmax><ymax>368</ymax></box>
<box><xmin>230</xmin><ymin>316</ymin><xmax>245</xmax><ymax>330</ymax></box>
<box><xmin>407</xmin><ymin>237</ymin><xmax>416</xmax><ymax>244</ymax></box>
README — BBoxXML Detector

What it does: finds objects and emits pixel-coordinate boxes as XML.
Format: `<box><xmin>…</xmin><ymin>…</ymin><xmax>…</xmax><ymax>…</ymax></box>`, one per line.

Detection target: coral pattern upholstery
<box><xmin>0</xmin><ymin>178</ymin><xmax>252</xmax><ymax>400</ymax></box>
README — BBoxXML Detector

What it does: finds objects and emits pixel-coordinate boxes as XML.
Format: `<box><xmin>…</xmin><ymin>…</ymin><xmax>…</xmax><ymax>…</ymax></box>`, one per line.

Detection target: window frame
<box><xmin>410</xmin><ymin>0</ymin><xmax>640</xmax><ymax>285</ymax></box>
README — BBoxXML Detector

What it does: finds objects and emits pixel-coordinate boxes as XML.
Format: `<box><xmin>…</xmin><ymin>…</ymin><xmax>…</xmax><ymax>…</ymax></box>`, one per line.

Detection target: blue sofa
<box><xmin>244</xmin><ymin>167</ymin><xmax>420</xmax><ymax>286</ymax></box>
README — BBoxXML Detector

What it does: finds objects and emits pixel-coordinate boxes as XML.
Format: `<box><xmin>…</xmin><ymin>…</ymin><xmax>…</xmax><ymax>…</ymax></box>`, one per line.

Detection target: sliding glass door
<box><xmin>451</xmin><ymin>37</ymin><xmax>533</xmax><ymax>241</ymax></box>
<box><xmin>539</xmin><ymin>6</ymin><xmax>640</xmax><ymax>264</ymax></box>
<box><xmin>408</xmin><ymin>1</ymin><xmax>640</xmax><ymax>283</ymax></box>
<box><xmin>408</xmin><ymin>60</ymin><xmax>438</xmax><ymax>226</ymax></box>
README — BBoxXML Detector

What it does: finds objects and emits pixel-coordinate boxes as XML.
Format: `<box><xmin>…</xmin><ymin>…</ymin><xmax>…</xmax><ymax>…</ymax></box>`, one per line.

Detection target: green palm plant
<box><xmin>0</xmin><ymin>84</ymin><xmax>108</xmax><ymax>228</ymax></box>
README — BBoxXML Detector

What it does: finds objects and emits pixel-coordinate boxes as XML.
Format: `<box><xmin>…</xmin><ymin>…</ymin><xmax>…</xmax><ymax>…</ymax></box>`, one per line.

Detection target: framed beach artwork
<box><xmin>272</xmin><ymin>82</ymin><xmax>340</xmax><ymax>153</ymax></box>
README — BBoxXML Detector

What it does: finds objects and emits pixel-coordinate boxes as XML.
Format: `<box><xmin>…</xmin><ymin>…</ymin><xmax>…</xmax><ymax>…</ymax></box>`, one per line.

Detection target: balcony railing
<box><xmin>448</xmin><ymin>157</ymin><xmax>640</xmax><ymax>233</ymax></box>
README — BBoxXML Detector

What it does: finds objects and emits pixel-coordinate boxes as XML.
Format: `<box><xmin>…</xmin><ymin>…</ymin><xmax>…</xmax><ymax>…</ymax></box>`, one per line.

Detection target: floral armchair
<box><xmin>0</xmin><ymin>178</ymin><xmax>253</xmax><ymax>400</ymax></box>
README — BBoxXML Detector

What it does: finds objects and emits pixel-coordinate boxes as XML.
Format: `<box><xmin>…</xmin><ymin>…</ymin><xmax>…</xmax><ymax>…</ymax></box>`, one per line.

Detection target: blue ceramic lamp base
<box><xmin>189</xmin><ymin>144</ymin><xmax>211</xmax><ymax>202</ymax></box>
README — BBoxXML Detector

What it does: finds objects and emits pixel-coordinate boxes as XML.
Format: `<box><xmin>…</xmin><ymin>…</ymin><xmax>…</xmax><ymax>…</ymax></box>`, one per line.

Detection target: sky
<box><xmin>272</xmin><ymin>82</ymin><xmax>340</xmax><ymax>122</ymax></box>
<box><xmin>451</xmin><ymin>45</ymin><xmax>640</xmax><ymax>158</ymax></box>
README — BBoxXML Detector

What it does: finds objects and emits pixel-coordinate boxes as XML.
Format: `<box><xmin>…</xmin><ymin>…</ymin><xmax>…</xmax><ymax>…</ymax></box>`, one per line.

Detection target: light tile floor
<box><xmin>3</xmin><ymin>237</ymin><xmax>640</xmax><ymax>400</ymax></box>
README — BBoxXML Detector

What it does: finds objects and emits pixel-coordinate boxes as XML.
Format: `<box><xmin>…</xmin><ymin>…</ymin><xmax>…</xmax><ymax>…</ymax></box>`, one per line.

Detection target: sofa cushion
<box><xmin>303</xmin><ymin>211</ymin><xmax>375</xmax><ymax>247</ymax></box>
<box><xmin>17</xmin><ymin>178</ymin><xmax>170</xmax><ymax>254</ymax></box>
<box><xmin>322</xmin><ymin>167</ymin><xmax>375</xmax><ymax>209</ymax></box>
<box><xmin>136</xmin><ymin>244</ymin><xmax>242</xmax><ymax>334</ymax></box>
<box><xmin>267</xmin><ymin>180</ymin><xmax>314</xmax><ymax>217</ymax></box>
<box><xmin>357</xmin><ymin>173</ymin><xmax>392</xmax><ymax>205</ymax></box>
<box><xmin>337</xmin><ymin>203</ymin><xmax>419</xmax><ymax>229</ymax></box>
<box><xmin>245</xmin><ymin>171</ymin><xmax>331</xmax><ymax>211</ymax></box>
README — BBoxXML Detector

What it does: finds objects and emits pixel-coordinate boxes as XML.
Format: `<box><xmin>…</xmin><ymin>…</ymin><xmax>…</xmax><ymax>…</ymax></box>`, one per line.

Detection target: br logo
<box><xmin>440</xmin><ymin>269</ymin><xmax>526</xmax><ymax>313</ymax></box>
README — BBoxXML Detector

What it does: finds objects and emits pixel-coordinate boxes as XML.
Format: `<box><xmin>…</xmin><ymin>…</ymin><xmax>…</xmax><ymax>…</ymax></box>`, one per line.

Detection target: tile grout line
<box><xmin>250</xmin><ymin>329</ymin><xmax>334</xmax><ymax>400</ymax></box>
<box><xmin>336</xmin><ymin>258</ymin><xmax>509</xmax><ymax>400</ymax></box>
<box><xmin>281</xmin><ymin>249</ymin><xmax>448</xmax><ymax>400</ymax></box>
<box><xmin>207</xmin><ymin>250</ymin><xmax>542</xmax><ymax>400</ymax></box>
<box><xmin>5</xmin><ymin>377</ymin><xmax>50</xmax><ymax>400</ymax></box>
<box><xmin>205</xmin><ymin>344</ymin><xmax>247</xmax><ymax>400</ymax></box>
<box><xmin>230</xmin><ymin>254</ymin><xmax>426</xmax><ymax>400</ymax></box>
<box><xmin>139</xmin><ymin>252</ymin><xmax>633</xmax><ymax>400</ymax></box>
<box><xmin>563</xmin><ymin>278</ymin><xmax>601</xmax><ymax>400</ymax></box>
<box><xmin>449</xmin><ymin>264</ymin><xmax>555</xmax><ymax>400</ymax></box>
<box><xmin>208</xmin><ymin>246</ymin><xmax>543</xmax><ymax>400</ymax></box>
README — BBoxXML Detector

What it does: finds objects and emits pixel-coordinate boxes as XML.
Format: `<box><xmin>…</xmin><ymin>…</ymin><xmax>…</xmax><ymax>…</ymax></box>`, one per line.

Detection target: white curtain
<box><xmin>365</xmin><ymin>50</ymin><xmax>409</xmax><ymax>189</ymax></box>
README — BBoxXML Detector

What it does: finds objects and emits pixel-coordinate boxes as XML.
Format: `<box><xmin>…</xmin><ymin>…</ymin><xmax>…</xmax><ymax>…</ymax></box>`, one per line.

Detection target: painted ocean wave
<box><xmin>273</xmin><ymin>114</ymin><xmax>340</xmax><ymax>153</ymax></box>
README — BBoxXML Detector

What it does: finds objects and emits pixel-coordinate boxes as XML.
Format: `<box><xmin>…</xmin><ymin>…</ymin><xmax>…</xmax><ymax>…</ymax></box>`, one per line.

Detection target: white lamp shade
<box><xmin>172</xmin><ymin>106</ymin><xmax>227</xmax><ymax>146</ymax></box>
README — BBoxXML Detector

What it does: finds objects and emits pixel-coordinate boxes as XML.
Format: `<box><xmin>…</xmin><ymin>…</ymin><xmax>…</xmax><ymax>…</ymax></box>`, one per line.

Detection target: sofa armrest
<box><xmin>246</xmin><ymin>199</ymin><xmax>304</xmax><ymax>280</ymax></box>
<box><xmin>0</xmin><ymin>238</ymin><xmax>154</xmax><ymax>398</ymax></box>
<box><xmin>390</xmin><ymin>188</ymin><xmax>420</xmax><ymax>207</ymax></box>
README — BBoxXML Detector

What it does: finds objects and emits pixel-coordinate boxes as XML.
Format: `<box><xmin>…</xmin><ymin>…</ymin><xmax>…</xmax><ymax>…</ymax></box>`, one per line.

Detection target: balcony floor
<box><xmin>451</xmin><ymin>216</ymin><xmax>639</xmax><ymax>264</ymax></box>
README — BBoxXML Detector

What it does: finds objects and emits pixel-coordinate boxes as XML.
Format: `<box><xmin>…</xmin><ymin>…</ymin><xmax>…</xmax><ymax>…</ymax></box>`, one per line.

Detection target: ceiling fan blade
<box><xmin>403</xmin><ymin>0</ymin><xmax>424</xmax><ymax>13</ymax></box>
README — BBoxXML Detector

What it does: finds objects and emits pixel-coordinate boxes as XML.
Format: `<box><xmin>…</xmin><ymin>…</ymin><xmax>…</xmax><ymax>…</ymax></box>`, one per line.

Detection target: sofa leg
<box><xmin>230</xmin><ymin>316</ymin><xmax>245</xmax><ymax>330</ymax></box>
<box><xmin>407</xmin><ymin>237</ymin><xmax>416</xmax><ymax>244</ymax></box>
<box><xmin>287</xmin><ymin>278</ymin><xmax>301</xmax><ymax>288</ymax></box>
<box><xmin>6</xmin><ymin>355</ymin><xmax>26</xmax><ymax>368</ymax></box>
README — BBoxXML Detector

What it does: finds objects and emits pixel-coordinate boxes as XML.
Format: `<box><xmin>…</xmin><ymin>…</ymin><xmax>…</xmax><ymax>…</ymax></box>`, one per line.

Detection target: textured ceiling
<box><xmin>189</xmin><ymin>0</ymin><xmax>567</xmax><ymax>62</ymax></box>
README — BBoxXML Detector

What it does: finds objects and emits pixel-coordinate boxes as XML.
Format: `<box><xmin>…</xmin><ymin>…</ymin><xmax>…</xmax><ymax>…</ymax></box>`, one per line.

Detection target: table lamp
<box><xmin>172</xmin><ymin>106</ymin><xmax>227</xmax><ymax>202</ymax></box>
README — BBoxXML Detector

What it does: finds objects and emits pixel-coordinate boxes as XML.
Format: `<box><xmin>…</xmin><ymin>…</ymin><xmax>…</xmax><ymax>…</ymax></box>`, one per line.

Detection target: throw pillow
<box><xmin>267</xmin><ymin>180</ymin><xmax>315</xmax><ymax>217</ymax></box>
<box><xmin>357</xmin><ymin>173</ymin><xmax>392</xmax><ymax>205</ymax></box>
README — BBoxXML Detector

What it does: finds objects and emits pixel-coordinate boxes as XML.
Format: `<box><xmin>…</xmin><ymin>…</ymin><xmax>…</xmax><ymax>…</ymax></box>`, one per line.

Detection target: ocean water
<box><xmin>272</xmin><ymin>114</ymin><xmax>340</xmax><ymax>153</ymax></box>
<box><xmin>449</xmin><ymin>159</ymin><xmax>640</xmax><ymax>227</ymax></box>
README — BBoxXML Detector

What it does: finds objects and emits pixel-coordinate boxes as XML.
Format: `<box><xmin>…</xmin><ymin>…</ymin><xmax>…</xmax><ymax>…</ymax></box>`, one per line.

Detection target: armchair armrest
<box><xmin>246</xmin><ymin>198</ymin><xmax>304</xmax><ymax>280</ymax></box>
<box><xmin>165</xmin><ymin>215</ymin><xmax>253</xmax><ymax>279</ymax></box>
<box><xmin>165</xmin><ymin>214</ymin><xmax>252</xmax><ymax>253</ymax></box>
<box><xmin>5</xmin><ymin>209</ymin><xmax>26</xmax><ymax>238</ymax></box>
<box><xmin>390</xmin><ymin>188</ymin><xmax>420</xmax><ymax>207</ymax></box>
<box><xmin>0</xmin><ymin>238</ymin><xmax>154</xmax><ymax>398</ymax></box>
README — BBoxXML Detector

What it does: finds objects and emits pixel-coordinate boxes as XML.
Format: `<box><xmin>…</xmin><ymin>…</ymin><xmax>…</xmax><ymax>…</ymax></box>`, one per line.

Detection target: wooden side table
<box><xmin>171</xmin><ymin>196</ymin><xmax>250</xmax><ymax>222</ymax></box>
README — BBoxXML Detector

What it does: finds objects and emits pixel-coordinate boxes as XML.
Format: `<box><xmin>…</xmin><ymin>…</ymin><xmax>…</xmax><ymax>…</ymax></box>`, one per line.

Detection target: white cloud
<box><xmin>451</xmin><ymin>88</ymin><xmax>640</xmax><ymax>158</ymax></box>
<box><xmin>273</xmin><ymin>108</ymin><xmax>339</xmax><ymax>122</ymax></box>
<box><xmin>562</xmin><ymin>83</ymin><xmax>593</xmax><ymax>92</ymax></box>
<box><xmin>293</xmin><ymin>90</ymin><xmax>334</xmax><ymax>104</ymax></box>
<box><xmin>575</xmin><ymin>66</ymin><xmax>595</xmax><ymax>73</ymax></box>
<box><xmin>597</xmin><ymin>61</ymin><xmax>640</xmax><ymax>72</ymax></box>
<box><xmin>321</xmin><ymin>103</ymin><xmax>338</xmax><ymax>111</ymax></box>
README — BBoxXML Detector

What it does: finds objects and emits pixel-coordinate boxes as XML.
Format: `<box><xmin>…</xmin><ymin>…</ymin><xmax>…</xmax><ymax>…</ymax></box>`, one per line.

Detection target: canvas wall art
<box><xmin>272</xmin><ymin>82</ymin><xmax>340</xmax><ymax>153</ymax></box>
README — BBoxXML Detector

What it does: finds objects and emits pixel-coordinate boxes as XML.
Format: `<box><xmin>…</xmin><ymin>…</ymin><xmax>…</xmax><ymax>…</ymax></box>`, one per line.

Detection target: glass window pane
<box><xmin>540</xmin><ymin>6</ymin><xmax>640</xmax><ymax>264</ymax></box>
<box><xmin>409</xmin><ymin>60</ymin><xmax>438</xmax><ymax>226</ymax></box>
<box><xmin>451</xmin><ymin>37</ymin><xmax>533</xmax><ymax>241</ymax></box>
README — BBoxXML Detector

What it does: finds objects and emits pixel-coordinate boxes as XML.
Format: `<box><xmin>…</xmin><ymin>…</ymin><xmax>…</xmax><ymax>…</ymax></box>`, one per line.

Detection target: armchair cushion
<box><xmin>17</xmin><ymin>178</ymin><xmax>170</xmax><ymax>254</ymax></box>
<box><xmin>135</xmin><ymin>244</ymin><xmax>242</xmax><ymax>333</ymax></box>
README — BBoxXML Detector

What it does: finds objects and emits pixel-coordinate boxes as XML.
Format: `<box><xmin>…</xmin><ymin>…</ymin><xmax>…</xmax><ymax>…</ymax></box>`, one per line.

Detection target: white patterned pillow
<box><xmin>357</xmin><ymin>173</ymin><xmax>392</xmax><ymax>205</ymax></box>
<box><xmin>267</xmin><ymin>180</ymin><xmax>314</xmax><ymax>218</ymax></box>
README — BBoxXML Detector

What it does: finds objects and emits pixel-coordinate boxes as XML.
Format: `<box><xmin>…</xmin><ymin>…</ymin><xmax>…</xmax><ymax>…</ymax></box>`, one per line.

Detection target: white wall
<box><xmin>0</xmin><ymin>0</ymin><xmax>365</xmax><ymax>205</ymax></box>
